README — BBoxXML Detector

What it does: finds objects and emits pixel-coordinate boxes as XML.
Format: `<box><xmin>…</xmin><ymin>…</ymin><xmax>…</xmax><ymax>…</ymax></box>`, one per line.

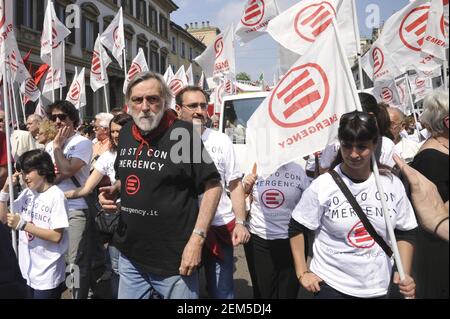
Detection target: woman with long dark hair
<box><xmin>289</xmin><ymin>111</ymin><xmax>417</xmax><ymax>299</ymax></box>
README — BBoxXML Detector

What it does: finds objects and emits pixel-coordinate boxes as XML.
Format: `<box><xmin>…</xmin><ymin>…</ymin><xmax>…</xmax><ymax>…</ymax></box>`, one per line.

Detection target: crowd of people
<box><xmin>0</xmin><ymin>71</ymin><xmax>448</xmax><ymax>299</ymax></box>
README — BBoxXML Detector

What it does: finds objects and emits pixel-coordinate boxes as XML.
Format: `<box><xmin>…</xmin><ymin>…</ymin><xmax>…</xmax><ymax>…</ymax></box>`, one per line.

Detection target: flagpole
<box><xmin>1</xmin><ymin>71</ymin><xmax>18</xmax><ymax>255</ymax></box>
<box><xmin>6</xmin><ymin>69</ymin><xmax>20</xmax><ymax>129</ymax></box>
<box><xmin>60</xmin><ymin>42</ymin><xmax>65</xmax><ymax>100</ymax></box>
<box><xmin>405</xmin><ymin>73</ymin><xmax>421</xmax><ymax>138</ymax></box>
<box><xmin>123</xmin><ymin>49</ymin><xmax>128</xmax><ymax>82</ymax></box>
<box><xmin>104</xmin><ymin>84</ymin><xmax>110</xmax><ymax>113</ymax></box>
<box><xmin>351</xmin><ymin>0</ymin><xmax>364</xmax><ymax>90</ymax></box>
<box><xmin>443</xmin><ymin>61</ymin><xmax>448</xmax><ymax>90</ymax></box>
<box><xmin>51</xmin><ymin>51</ymin><xmax>55</xmax><ymax>102</ymax></box>
<box><xmin>18</xmin><ymin>89</ymin><xmax>26</xmax><ymax>121</ymax></box>
<box><xmin>98</xmin><ymin>33</ymin><xmax>110</xmax><ymax>113</ymax></box>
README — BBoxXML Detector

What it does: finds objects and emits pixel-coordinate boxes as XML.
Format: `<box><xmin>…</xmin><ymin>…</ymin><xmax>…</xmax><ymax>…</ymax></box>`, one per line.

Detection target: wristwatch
<box><xmin>192</xmin><ymin>228</ymin><xmax>207</xmax><ymax>239</ymax></box>
<box><xmin>235</xmin><ymin>218</ymin><xmax>249</xmax><ymax>227</ymax></box>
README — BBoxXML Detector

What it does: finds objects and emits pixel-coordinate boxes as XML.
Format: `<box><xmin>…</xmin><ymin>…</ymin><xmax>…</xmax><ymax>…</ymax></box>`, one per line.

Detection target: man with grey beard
<box><xmin>98</xmin><ymin>71</ymin><xmax>222</xmax><ymax>299</ymax></box>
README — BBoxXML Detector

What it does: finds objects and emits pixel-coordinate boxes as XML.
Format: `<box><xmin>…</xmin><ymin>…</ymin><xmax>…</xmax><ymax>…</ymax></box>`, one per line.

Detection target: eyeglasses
<box><xmin>130</xmin><ymin>95</ymin><xmax>162</xmax><ymax>106</ymax></box>
<box><xmin>50</xmin><ymin>113</ymin><xmax>68</xmax><ymax>122</ymax></box>
<box><xmin>182</xmin><ymin>103</ymin><xmax>208</xmax><ymax>111</ymax></box>
<box><xmin>339</xmin><ymin>111</ymin><xmax>374</xmax><ymax>125</ymax></box>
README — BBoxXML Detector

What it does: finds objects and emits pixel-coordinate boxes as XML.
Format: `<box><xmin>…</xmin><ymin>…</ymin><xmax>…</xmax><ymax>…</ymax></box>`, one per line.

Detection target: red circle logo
<box><xmin>294</xmin><ymin>1</ymin><xmax>336</xmax><ymax>42</ymax></box>
<box><xmin>25</xmin><ymin>78</ymin><xmax>38</xmax><ymax>94</ymax></box>
<box><xmin>69</xmin><ymin>81</ymin><xmax>80</xmax><ymax>100</ymax></box>
<box><xmin>9</xmin><ymin>52</ymin><xmax>18</xmax><ymax>72</ymax></box>
<box><xmin>214</xmin><ymin>36</ymin><xmax>224</xmax><ymax>58</ymax></box>
<box><xmin>169</xmin><ymin>79</ymin><xmax>184</xmax><ymax>95</ymax></box>
<box><xmin>26</xmin><ymin>221</ymin><xmax>35</xmax><ymax>242</ymax></box>
<box><xmin>441</xmin><ymin>14</ymin><xmax>448</xmax><ymax>37</ymax></box>
<box><xmin>125</xmin><ymin>175</ymin><xmax>141</xmax><ymax>195</ymax></box>
<box><xmin>269</xmin><ymin>63</ymin><xmax>329</xmax><ymax>128</ymax></box>
<box><xmin>381</xmin><ymin>87</ymin><xmax>393</xmax><ymax>103</ymax></box>
<box><xmin>241</xmin><ymin>0</ymin><xmax>265</xmax><ymax>27</ymax></box>
<box><xmin>347</xmin><ymin>221</ymin><xmax>375</xmax><ymax>249</ymax></box>
<box><xmin>113</xmin><ymin>27</ymin><xmax>121</xmax><ymax>49</ymax></box>
<box><xmin>415</xmin><ymin>77</ymin><xmax>425</xmax><ymax>88</ymax></box>
<box><xmin>396</xmin><ymin>83</ymin><xmax>405</xmax><ymax>102</ymax></box>
<box><xmin>128</xmin><ymin>62</ymin><xmax>142</xmax><ymax>81</ymax></box>
<box><xmin>372</xmin><ymin>47</ymin><xmax>385</xmax><ymax>76</ymax></box>
<box><xmin>261</xmin><ymin>189</ymin><xmax>285</xmax><ymax>209</ymax></box>
<box><xmin>399</xmin><ymin>5</ymin><xmax>431</xmax><ymax>52</ymax></box>
<box><xmin>91</xmin><ymin>51</ymin><xmax>101</xmax><ymax>76</ymax></box>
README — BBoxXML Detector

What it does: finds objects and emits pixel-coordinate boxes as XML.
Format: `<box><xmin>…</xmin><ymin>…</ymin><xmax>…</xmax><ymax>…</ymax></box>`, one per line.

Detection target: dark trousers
<box><xmin>244</xmin><ymin>233</ymin><xmax>299</xmax><ymax>299</ymax></box>
<box><xmin>314</xmin><ymin>282</ymin><xmax>386</xmax><ymax>299</ymax></box>
<box><xmin>27</xmin><ymin>282</ymin><xmax>64</xmax><ymax>299</ymax></box>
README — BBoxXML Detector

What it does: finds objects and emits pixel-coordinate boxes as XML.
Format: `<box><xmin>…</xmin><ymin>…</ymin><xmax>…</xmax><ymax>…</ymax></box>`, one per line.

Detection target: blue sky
<box><xmin>172</xmin><ymin>0</ymin><xmax>410</xmax><ymax>81</ymax></box>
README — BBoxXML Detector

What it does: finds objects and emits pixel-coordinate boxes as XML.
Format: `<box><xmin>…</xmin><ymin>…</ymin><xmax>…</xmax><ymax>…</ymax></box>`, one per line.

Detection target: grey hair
<box><xmin>420</xmin><ymin>90</ymin><xmax>449</xmax><ymax>136</ymax></box>
<box><xmin>387</xmin><ymin>107</ymin><xmax>405</xmax><ymax>122</ymax></box>
<box><xmin>125</xmin><ymin>71</ymin><xmax>172</xmax><ymax>109</ymax></box>
<box><xmin>95</xmin><ymin>112</ymin><xmax>114</xmax><ymax>128</ymax></box>
<box><xmin>27</xmin><ymin>114</ymin><xmax>43</xmax><ymax>123</ymax></box>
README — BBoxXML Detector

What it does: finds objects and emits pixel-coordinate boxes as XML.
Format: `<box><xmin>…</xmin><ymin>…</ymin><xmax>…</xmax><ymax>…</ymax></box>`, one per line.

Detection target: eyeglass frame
<box><xmin>130</xmin><ymin>95</ymin><xmax>163</xmax><ymax>106</ymax></box>
<box><xmin>181</xmin><ymin>103</ymin><xmax>208</xmax><ymax>111</ymax></box>
<box><xmin>50</xmin><ymin>113</ymin><xmax>69</xmax><ymax>122</ymax></box>
<box><xmin>339</xmin><ymin>111</ymin><xmax>375</xmax><ymax>125</ymax></box>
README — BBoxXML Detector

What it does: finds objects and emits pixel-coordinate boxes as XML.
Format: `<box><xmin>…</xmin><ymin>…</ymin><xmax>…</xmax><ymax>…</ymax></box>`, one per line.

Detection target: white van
<box><xmin>218</xmin><ymin>92</ymin><xmax>270</xmax><ymax>171</ymax></box>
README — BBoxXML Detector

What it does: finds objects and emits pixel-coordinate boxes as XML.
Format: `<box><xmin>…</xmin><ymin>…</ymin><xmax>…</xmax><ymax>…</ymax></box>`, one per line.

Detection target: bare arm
<box><xmin>229</xmin><ymin>178</ymin><xmax>250</xmax><ymax>246</ymax></box>
<box><xmin>179</xmin><ymin>179</ymin><xmax>222</xmax><ymax>276</ymax></box>
<box><xmin>393</xmin><ymin>240</ymin><xmax>416</xmax><ymax>298</ymax></box>
<box><xmin>65</xmin><ymin>169</ymin><xmax>104</xmax><ymax>199</ymax></box>
<box><xmin>0</xmin><ymin>166</ymin><xmax>6</xmax><ymax>190</ymax></box>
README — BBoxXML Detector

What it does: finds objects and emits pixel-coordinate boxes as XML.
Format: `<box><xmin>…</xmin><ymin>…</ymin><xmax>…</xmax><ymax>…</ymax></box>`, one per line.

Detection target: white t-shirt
<box><xmin>291</xmin><ymin>165</ymin><xmax>417</xmax><ymax>298</ymax></box>
<box><xmin>320</xmin><ymin>137</ymin><xmax>396</xmax><ymax>169</ymax></box>
<box><xmin>12</xmin><ymin>186</ymin><xmax>69</xmax><ymax>290</ymax></box>
<box><xmin>394</xmin><ymin>138</ymin><xmax>421</xmax><ymax>163</ymax></box>
<box><xmin>249</xmin><ymin>163</ymin><xmax>310</xmax><ymax>240</ymax></box>
<box><xmin>200</xmin><ymin>128</ymin><xmax>243</xmax><ymax>226</ymax></box>
<box><xmin>46</xmin><ymin>134</ymin><xmax>93</xmax><ymax>211</ymax></box>
<box><xmin>94</xmin><ymin>150</ymin><xmax>117</xmax><ymax>184</ymax></box>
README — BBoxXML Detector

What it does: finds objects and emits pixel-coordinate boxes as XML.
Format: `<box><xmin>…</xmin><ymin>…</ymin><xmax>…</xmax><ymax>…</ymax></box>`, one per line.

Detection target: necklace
<box><xmin>434</xmin><ymin>137</ymin><xmax>449</xmax><ymax>150</ymax></box>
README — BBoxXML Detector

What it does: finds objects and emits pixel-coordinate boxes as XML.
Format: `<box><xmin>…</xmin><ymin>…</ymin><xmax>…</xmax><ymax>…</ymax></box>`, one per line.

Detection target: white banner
<box><xmin>66</xmin><ymin>68</ymin><xmax>86</xmax><ymax>109</ymax></box>
<box><xmin>90</xmin><ymin>35</ymin><xmax>112</xmax><ymax>92</ymax></box>
<box><xmin>122</xmin><ymin>48</ymin><xmax>149</xmax><ymax>94</ymax></box>
<box><xmin>100</xmin><ymin>7</ymin><xmax>125</xmax><ymax>67</ymax></box>
<box><xmin>422</xmin><ymin>0</ymin><xmax>448</xmax><ymax>60</ymax></box>
<box><xmin>247</xmin><ymin>22</ymin><xmax>360</xmax><ymax>177</ymax></box>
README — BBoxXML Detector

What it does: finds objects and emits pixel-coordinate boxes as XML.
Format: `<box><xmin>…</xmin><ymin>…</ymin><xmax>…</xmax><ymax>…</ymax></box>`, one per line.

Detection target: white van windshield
<box><xmin>222</xmin><ymin>97</ymin><xmax>265</xmax><ymax>144</ymax></box>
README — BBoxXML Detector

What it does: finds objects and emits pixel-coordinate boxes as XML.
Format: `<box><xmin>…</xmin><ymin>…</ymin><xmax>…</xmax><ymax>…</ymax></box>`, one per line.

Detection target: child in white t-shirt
<box><xmin>0</xmin><ymin>150</ymin><xmax>69</xmax><ymax>299</ymax></box>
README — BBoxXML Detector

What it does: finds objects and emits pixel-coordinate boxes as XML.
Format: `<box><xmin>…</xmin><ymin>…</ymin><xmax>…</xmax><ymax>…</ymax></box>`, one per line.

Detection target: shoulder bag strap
<box><xmin>328</xmin><ymin>170</ymin><xmax>393</xmax><ymax>257</ymax></box>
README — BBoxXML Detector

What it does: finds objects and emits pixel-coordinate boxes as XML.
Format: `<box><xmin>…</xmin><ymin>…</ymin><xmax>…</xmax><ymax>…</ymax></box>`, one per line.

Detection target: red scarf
<box><xmin>131</xmin><ymin>110</ymin><xmax>178</xmax><ymax>160</ymax></box>
<box><xmin>205</xmin><ymin>219</ymin><xmax>236</xmax><ymax>262</ymax></box>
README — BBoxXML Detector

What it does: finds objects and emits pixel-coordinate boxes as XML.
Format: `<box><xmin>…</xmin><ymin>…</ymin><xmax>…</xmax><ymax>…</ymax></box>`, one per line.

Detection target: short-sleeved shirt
<box><xmin>94</xmin><ymin>150</ymin><xmax>117</xmax><ymax>184</ymax></box>
<box><xmin>12</xmin><ymin>186</ymin><xmax>69</xmax><ymax>290</ymax></box>
<box><xmin>291</xmin><ymin>164</ymin><xmax>417</xmax><ymax>298</ymax></box>
<box><xmin>113</xmin><ymin>120</ymin><xmax>220</xmax><ymax>276</ymax></box>
<box><xmin>46</xmin><ymin>134</ymin><xmax>93</xmax><ymax>210</ymax></box>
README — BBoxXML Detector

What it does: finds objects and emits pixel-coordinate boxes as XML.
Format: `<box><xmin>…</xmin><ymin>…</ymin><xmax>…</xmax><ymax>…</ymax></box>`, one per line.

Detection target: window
<box><xmin>136</xmin><ymin>0</ymin><xmax>147</xmax><ymax>24</ymax></box>
<box><xmin>150</xmin><ymin>47</ymin><xmax>159</xmax><ymax>73</ymax></box>
<box><xmin>137</xmin><ymin>35</ymin><xmax>149</xmax><ymax>62</ymax></box>
<box><xmin>16</xmin><ymin>0</ymin><xmax>45</xmax><ymax>31</ymax></box>
<box><xmin>160</xmin><ymin>50</ymin><xmax>168</xmax><ymax>73</ymax></box>
<box><xmin>189</xmin><ymin>47</ymin><xmax>193</xmax><ymax>61</ymax></box>
<box><xmin>159</xmin><ymin>15</ymin><xmax>168</xmax><ymax>38</ymax></box>
<box><xmin>81</xmin><ymin>3</ymin><xmax>100</xmax><ymax>51</ymax></box>
<box><xmin>125</xmin><ymin>38</ymin><xmax>133</xmax><ymax>60</ymax></box>
<box><xmin>171</xmin><ymin>37</ymin><xmax>177</xmax><ymax>53</ymax></box>
<box><xmin>122</xmin><ymin>0</ymin><xmax>134</xmax><ymax>16</ymax></box>
<box><xmin>181</xmin><ymin>42</ymin><xmax>186</xmax><ymax>58</ymax></box>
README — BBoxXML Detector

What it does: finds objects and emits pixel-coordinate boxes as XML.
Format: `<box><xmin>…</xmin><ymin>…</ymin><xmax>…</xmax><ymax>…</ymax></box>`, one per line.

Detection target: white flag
<box><xmin>42</xmin><ymin>46</ymin><xmax>67</xmax><ymax>94</ymax></box>
<box><xmin>40</xmin><ymin>0</ymin><xmax>71</xmax><ymax>66</ymax></box>
<box><xmin>395</xmin><ymin>76</ymin><xmax>413</xmax><ymax>113</ymax></box>
<box><xmin>198</xmin><ymin>72</ymin><xmax>205</xmax><ymax>89</ymax></box>
<box><xmin>100</xmin><ymin>7</ymin><xmax>125</xmax><ymax>67</ymax></box>
<box><xmin>66</xmin><ymin>68</ymin><xmax>86</xmax><ymax>109</ymax></box>
<box><xmin>372</xmin><ymin>80</ymin><xmax>403</xmax><ymax>107</ymax></box>
<box><xmin>186</xmin><ymin>64</ymin><xmax>194</xmax><ymax>86</ymax></box>
<box><xmin>163</xmin><ymin>65</ymin><xmax>174</xmax><ymax>85</ymax></box>
<box><xmin>90</xmin><ymin>35</ymin><xmax>112</xmax><ymax>92</ymax></box>
<box><xmin>409</xmin><ymin>70</ymin><xmax>435</xmax><ymax>102</ymax></box>
<box><xmin>168</xmin><ymin>65</ymin><xmax>189</xmax><ymax>109</ymax></box>
<box><xmin>195</xmin><ymin>24</ymin><xmax>236</xmax><ymax>79</ymax></box>
<box><xmin>20</xmin><ymin>77</ymin><xmax>41</xmax><ymax>103</ymax></box>
<box><xmin>235</xmin><ymin>0</ymin><xmax>280</xmax><ymax>45</ymax></box>
<box><xmin>34</xmin><ymin>97</ymin><xmax>47</xmax><ymax>118</ymax></box>
<box><xmin>361</xmin><ymin>39</ymin><xmax>403</xmax><ymax>83</ymax></box>
<box><xmin>421</xmin><ymin>0</ymin><xmax>448</xmax><ymax>60</ymax></box>
<box><xmin>247</xmin><ymin>22</ymin><xmax>360</xmax><ymax>177</ymax></box>
<box><xmin>7</xmin><ymin>34</ymin><xmax>31</xmax><ymax>84</ymax></box>
<box><xmin>123</xmin><ymin>48</ymin><xmax>149</xmax><ymax>94</ymax></box>
<box><xmin>213</xmin><ymin>75</ymin><xmax>236</xmax><ymax>113</ymax></box>
<box><xmin>267</xmin><ymin>0</ymin><xmax>358</xmax><ymax>58</ymax></box>
<box><xmin>0</xmin><ymin>0</ymin><xmax>17</xmax><ymax>76</ymax></box>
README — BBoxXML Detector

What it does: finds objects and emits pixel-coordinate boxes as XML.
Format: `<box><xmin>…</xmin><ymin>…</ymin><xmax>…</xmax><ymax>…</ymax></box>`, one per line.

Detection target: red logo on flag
<box><xmin>441</xmin><ymin>12</ymin><xmax>449</xmax><ymax>36</ymax></box>
<box><xmin>372</xmin><ymin>47</ymin><xmax>385</xmax><ymax>76</ymax></box>
<box><xmin>415</xmin><ymin>77</ymin><xmax>425</xmax><ymax>88</ymax></box>
<box><xmin>25</xmin><ymin>78</ymin><xmax>38</xmax><ymax>94</ymax></box>
<box><xmin>214</xmin><ymin>36</ymin><xmax>224</xmax><ymax>58</ymax></box>
<box><xmin>269</xmin><ymin>63</ymin><xmax>330</xmax><ymax>128</ymax></box>
<box><xmin>381</xmin><ymin>87</ymin><xmax>393</xmax><ymax>103</ymax></box>
<box><xmin>225</xmin><ymin>80</ymin><xmax>233</xmax><ymax>94</ymax></box>
<box><xmin>9</xmin><ymin>52</ymin><xmax>18</xmax><ymax>72</ymax></box>
<box><xmin>294</xmin><ymin>1</ymin><xmax>336</xmax><ymax>42</ymax></box>
<box><xmin>69</xmin><ymin>81</ymin><xmax>81</xmax><ymax>100</ymax></box>
<box><xmin>127</xmin><ymin>62</ymin><xmax>142</xmax><ymax>81</ymax></box>
<box><xmin>400</xmin><ymin>5</ymin><xmax>431</xmax><ymax>52</ymax></box>
<box><xmin>26</xmin><ymin>221</ymin><xmax>35</xmax><ymax>242</ymax></box>
<box><xmin>91</xmin><ymin>51</ymin><xmax>101</xmax><ymax>76</ymax></box>
<box><xmin>261</xmin><ymin>189</ymin><xmax>285</xmax><ymax>209</ymax></box>
<box><xmin>241</xmin><ymin>0</ymin><xmax>266</xmax><ymax>27</ymax></box>
<box><xmin>347</xmin><ymin>221</ymin><xmax>375</xmax><ymax>249</ymax></box>
<box><xmin>125</xmin><ymin>175</ymin><xmax>140</xmax><ymax>195</ymax></box>
<box><xmin>51</xmin><ymin>21</ymin><xmax>61</xmax><ymax>49</ymax></box>
<box><xmin>169</xmin><ymin>79</ymin><xmax>183</xmax><ymax>95</ymax></box>
<box><xmin>113</xmin><ymin>26</ymin><xmax>121</xmax><ymax>49</ymax></box>
<box><xmin>396</xmin><ymin>83</ymin><xmax>405</xmax><ymax>102</ymax></box>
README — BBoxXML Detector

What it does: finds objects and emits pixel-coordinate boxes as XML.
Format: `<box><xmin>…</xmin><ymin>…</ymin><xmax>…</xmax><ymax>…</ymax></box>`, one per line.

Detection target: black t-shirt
<box><xmin>113</xmin><ymin>120</ymin><xmax>220</xmax><ymax>276</ymax></box>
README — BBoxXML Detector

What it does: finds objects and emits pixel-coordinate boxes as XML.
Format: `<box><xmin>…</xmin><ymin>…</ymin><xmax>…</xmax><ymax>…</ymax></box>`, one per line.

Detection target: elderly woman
<box><xmin>411</xmin><ymin>90</ymin><xmax>449</xmax><ymax>299</ymax></box>
<box><xmin>36</xmin><ymin>119</ymin><xmax>58</xmax><ymax>146</ymax></box>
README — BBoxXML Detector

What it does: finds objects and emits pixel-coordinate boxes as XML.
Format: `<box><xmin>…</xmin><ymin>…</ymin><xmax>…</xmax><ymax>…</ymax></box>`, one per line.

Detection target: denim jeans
<box><xmin>118</xmin><ymin>253</ymin><xmax>199</xmax><ymax>299</ymax></box>
<box><xmin>203</xmin><ymin>242</ymin><xmax>234</xmax><ymax>299</ymax></box>
<box><xmin>108</xmin><ymin>245</ymin><xmax>120</xmax><ymax>299</ymax></box>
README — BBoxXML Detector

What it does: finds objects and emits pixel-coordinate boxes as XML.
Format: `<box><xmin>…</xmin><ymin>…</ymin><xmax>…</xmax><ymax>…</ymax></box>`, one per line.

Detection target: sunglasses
<box><xmin>130</xmin><ymin>95</ymin><xmax>162</xmax><ymax>105</ymax></box>
<box><xmin>339</xmin><ymin>111</ymin><xmax>374</xmax><ymax>125</ymax></box>
<box><xmin>182</xmin><ymin>103</ymin><xmax>208</xmax><ymax>110</ymax></box>
<box><xmin>50</xmin><ymin>113</ymin><xmax>68</xmax><ymax>122</ymax></box>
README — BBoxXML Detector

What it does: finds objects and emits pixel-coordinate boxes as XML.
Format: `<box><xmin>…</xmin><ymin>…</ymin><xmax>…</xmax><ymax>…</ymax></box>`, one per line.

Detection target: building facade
<box><xmin>14</xmin><ymin>0</ymin><xmax>179</xmax><ymax>120</ymax></box>
<box><xmin>186</xmin><ymin>21</ymin><xmax>220</xmax><ymax>47</ymax></box>
<box><xmin>168</xmin><ymin>22</ymin><xmax>206</xmax><ymax>86</ymax></box>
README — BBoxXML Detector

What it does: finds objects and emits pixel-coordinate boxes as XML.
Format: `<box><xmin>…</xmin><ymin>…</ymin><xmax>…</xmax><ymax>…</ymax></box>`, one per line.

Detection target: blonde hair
<box><xmin>39</xmin><ymin>119</ymin><xmax>58</xmax><ymax>143</ymax></box>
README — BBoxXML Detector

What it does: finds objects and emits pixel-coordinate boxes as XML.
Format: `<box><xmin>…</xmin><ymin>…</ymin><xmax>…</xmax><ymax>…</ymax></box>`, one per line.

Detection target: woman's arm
<box><xmin>65</xmin><ymin>169</ymin><xmax>104</xmax><ymax>199</ymax></box>
<box><xmin>393</xmin><ymin>240</ymin><xmax>416</xmax><ymax>298</ymax></box>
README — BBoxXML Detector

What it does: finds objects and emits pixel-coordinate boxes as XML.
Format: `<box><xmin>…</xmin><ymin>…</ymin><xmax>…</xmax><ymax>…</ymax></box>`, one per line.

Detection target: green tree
<box><xmin>236</xmin><ymin>72</ymin><xmax>251</xmax><ymax>82</ymax></box>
